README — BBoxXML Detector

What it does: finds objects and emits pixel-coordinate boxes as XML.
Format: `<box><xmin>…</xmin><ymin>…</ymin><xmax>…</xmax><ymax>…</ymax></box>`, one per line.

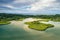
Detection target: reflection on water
<box><xmin>0</xmin><ymin>18</ymin><xmax>60</xmax><ymax>40</ymax></box>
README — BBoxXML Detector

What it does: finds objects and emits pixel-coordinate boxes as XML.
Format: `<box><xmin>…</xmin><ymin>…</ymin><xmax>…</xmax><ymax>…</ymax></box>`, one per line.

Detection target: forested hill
<box><xmin>0</xmin><ymin>13</ymin><xmax>60</xmax><ymax>21</ymax></box>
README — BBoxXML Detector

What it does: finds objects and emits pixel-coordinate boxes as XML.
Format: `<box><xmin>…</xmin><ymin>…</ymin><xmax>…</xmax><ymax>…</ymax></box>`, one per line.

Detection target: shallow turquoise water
<box><xmin>0</xmin><ymin>20</ymin><xmax>60</xmax><ymax>40</ymax></box>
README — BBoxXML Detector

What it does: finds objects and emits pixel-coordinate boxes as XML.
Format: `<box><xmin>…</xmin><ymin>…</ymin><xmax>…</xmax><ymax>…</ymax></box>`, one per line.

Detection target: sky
<box><xmin>0</xmin><ymin>0</ymin><xmax>60</xmax><ymax>15</ymax></box>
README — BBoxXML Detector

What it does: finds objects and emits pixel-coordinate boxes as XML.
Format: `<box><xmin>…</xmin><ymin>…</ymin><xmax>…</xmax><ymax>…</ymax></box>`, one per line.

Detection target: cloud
<box><xmin>0</xmin><ymin>0</ymin><xmax>38</xmax><ymax>10</ymax></box>
<box><xmin>56</xmin><ymin>0</ymin><xmax>60</xmax><ymax>2</ymax></box>
<box><xmin>4</xmin><ymin>5</ymin><xmax>15</xmax><ymax>9</ymax></box>
<box><xmin>0</xmin><ymin>0</ymin><xmax>60</xmax><ymax>10</ymax></box>
<box><xmin>0</xmin><ymin>0</ymin><xmax>60</xmax><ymax>14</ymax></box>
<box><xmin>13</xmin><ymin>0</ymin><xmax>38</xmax><ymax>3</ymax></box>
<box><xmin>14</xmin><ymin>0</ymin><xmax>30</xmax><ymax>3</ymax></box>
<box><xmin>26</xmin><ymin>0</ymin><xmax>57</xmax><ymax>11</ymax></box>
<box><xmin>0</xmin><ymin>0</ymin><xmax>14</xmax><ymax>4</ymax></box>
<box><xmin>11</xmin><ymin>0</ymin><xmax>39</xmax><ymax>8</ymax></box>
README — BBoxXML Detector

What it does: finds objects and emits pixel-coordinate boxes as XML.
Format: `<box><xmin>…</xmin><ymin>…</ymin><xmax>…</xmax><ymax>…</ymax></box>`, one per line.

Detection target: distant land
<box><xmin>0</xmin><ymin>12</ymin><xmax>59</xmax><ymax>15</ymax></box>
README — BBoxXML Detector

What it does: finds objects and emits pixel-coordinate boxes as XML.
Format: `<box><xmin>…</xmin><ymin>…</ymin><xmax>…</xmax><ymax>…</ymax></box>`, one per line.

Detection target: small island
<box><xmin>25</xmin><ymin>21</ymin><xmax>54</xmax><ymax>31</ymax></box>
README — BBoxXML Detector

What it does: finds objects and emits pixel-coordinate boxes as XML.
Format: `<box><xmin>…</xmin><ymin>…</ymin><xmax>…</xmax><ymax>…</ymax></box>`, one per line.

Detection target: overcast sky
<box><xmin>0</xmin><ymin>0</ymin><xmax>60</xmax><ymax>15</ymax></box>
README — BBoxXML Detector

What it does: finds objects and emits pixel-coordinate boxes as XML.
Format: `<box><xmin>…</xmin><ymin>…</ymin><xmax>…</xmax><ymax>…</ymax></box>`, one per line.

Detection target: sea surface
<box><xmin>0</xmin><ymin>18</ymin><xmax>60</xmax><ymax>40</ymax></box>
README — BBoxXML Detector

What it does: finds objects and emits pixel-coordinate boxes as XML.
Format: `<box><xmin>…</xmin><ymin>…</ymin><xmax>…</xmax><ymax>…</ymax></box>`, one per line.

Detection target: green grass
<box><xmin>18</xmin><ymin>18</ymin><xmax>25</xmax><ymax>21</ymax></box>
<box><xmin>25</xmin><ymin>21</ymin><xmax>54</xmax><ymax>31</ymax></box>
<box><xmin>38</xmin><ymin>19</ymin><xmax>49</xmax><ymax>22</ymax></box>
<box><xmin>51</xmin><ymin>19</ymin><xmax>60</xmax><ymax>22</ymax></box>
<box><xmin>37</xmin><ymin>18</ymin><xmax>60</xmax><ymax>22</ymax></box>
<box><xmin>0</xmin><ymin>21</ymin><xmax>10</xmax><ymax>25</ymax></box>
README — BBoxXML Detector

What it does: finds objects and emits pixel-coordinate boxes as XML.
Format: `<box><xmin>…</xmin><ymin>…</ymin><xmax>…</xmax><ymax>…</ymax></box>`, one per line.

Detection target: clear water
<box><xmin>0</xmin><ymin>18</ymin><xmax>60</xmax><ymax>40</ymax></box>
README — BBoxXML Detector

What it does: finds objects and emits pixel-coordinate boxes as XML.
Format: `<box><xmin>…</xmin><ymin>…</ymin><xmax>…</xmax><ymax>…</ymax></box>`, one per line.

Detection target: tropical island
<box><xmin>25</xmin><ymin>21</ymin><xmax>54</xmax><ymax>31</ymax></box>
<box><xmin>0</xmin><ymin>13</ymin><xmax>60</xmax><ymax>25</ymax></box>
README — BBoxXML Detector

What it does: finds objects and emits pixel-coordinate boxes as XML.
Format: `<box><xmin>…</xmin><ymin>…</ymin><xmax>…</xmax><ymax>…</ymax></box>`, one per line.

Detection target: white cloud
<box><xmin>13</xmin><ymin>0</ymin><xmax>36</xmax><ymax>3</ymax></box>
<box><xmin>0</xmin><ymin>0</ymin><xmax>60</xmax><ymax>14</ymax></box>
<box><xmin>5</xmin><ymin>5</ymin><xmax>15</xmax><ymax>9</ymax></box>
<box><xmin>26</xmin><ymin>0</ymin><xmax>57</xmax><ymax>11</ymax></box>
<box><xmin>2</xmin><ymin>4</ymin><xmax>18</xmax><ymax>9</ymax></box>
<box><xmin>14</xmin><ymin>0</ymin><xmax>27</xmax><ymax>3</ymax></box>
<box><xmin>44</xmin><ymin>2</ymin><xmax>60</xmax><ymax>11</ymax></box>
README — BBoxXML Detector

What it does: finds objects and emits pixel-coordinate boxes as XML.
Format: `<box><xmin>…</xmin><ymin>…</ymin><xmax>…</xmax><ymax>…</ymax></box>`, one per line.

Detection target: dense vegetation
<box><xmin>25</xmin><ymin>21</ymin><xmax>54</xmax><ymax>31</ymax></box>
<box><xmin>0</xmin><ymin>13</ymin><xmax>60</xmax><ymax>24</ymax></box>
<box><xmin>0</xmin><ymin>21</ymin><xmax>10</xmax><ymax>25</ymax></box>
<box><xmin>0</xmin><ymin>13</ymin><xmax>26</xmax><ymax>24</ymax></box>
